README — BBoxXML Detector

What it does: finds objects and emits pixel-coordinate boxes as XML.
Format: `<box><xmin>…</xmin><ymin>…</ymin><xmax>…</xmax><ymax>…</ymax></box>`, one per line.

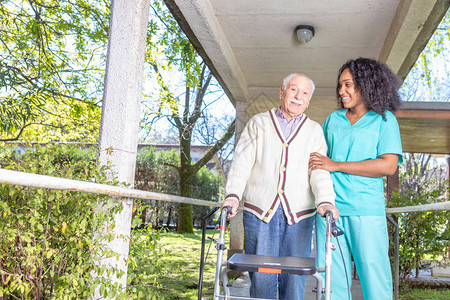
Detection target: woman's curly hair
<box><xmin>336</xmin><ymin>57</ymin><xmax>402</xmax><ymax>118</ymax></box>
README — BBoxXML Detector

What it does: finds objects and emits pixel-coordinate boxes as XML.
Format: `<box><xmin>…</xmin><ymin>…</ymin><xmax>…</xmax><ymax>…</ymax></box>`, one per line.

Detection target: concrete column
<box><xmin>96</xmin><ymin>0</ymin><xmax>150</xmax><ymax>296</ymax></box>
<box><xmin>228</xmin><ymin>100</ymin><xmax>248</xmax><ymax>258</ymax></box>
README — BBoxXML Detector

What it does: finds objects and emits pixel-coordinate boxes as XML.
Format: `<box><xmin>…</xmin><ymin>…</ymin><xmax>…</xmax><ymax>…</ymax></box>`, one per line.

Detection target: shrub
<box><xmin>389</xmin><ymin>153</ymin><xmax>449</xmax><ymax>280</ymax></box>
<box><xmin>134</xmin><ymin>147</ymin><xmax>223</xmax><ymax>229</ymax></box>
<box><xmin>126</xmin><ymin>228</ymin><xmax>167</xmax><ymax>299</ymax></box>
<box><xmin>0</xmin><ymin>144</ymin><xmax>122</xmax><ymax>299</ymax></box>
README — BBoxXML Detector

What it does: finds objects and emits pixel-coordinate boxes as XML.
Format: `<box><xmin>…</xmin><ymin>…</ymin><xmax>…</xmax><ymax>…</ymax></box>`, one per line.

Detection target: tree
<box><xmin>390</xmin><ymin>153</ymin><xmax>449</xmax><ymax>279</ymax></box>
<box><xmin>153</xmin><ymin>62</ymin><xmax>234</xmax><ymax>234</ymax></box>
<box><xmin>134</xmin><ymin>147</ymin><xmax>180</xmax><ymax>228</ymax></box>
<box><xmin>141</xmin><ymin>1</ymin><xmax>235</xmax><ymax>233</ymax></box>
<box><xmin>169</xmin><ymin>64</ymin><xmax>234</xmax><ymax>234</ymax></box>
<box><xmin>0</xmin><ymin>0</ymin><xmax>109</xmax><ymax>142</ymax></box>
<box><xmin>191</xmin><ymin>165</ymin><xmax>224</xmax><ymax>227</ymax></box>
<box><xmin>134</xmin><ymin>147</ymin><xmax>225</xmax><ymax>229</ymax></box>
<box><xmin>400</xmin><ymin>9</ymin><xmax>450</xmax><ymax>102</ymax></box>
<box><xmin>0</xmin><ymin>0</ymin><xmax>235</xmax><ymax>233</ymax></box>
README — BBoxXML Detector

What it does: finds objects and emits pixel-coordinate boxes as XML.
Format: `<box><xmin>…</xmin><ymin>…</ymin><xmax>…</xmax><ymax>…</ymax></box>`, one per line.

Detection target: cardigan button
<box><xmin>262</xmin><ymin>216</ymin><xmax>268</xmax><ymax>222</ymax></box>
<box><xmin>278</xmin><ymin>189</ymin><xmax>284</xmax><ymax>194</ymax></box>
<box><xmin>280</xmin><ymin>166</ymin><xmax>286</xmax><ymax>172</ymax></box>
<box><xmin>283</xmin><ymin>143</ymin><xmax>289</xmax><ymax>148</ymax></box>
<box><xmin>268</xmin><ymin>209</ymin><xmax>274</xmax><ymax>215</ymax></box>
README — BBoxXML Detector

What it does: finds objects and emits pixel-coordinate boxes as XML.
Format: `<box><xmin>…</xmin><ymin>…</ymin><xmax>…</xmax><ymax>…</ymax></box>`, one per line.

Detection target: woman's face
<box><xmin>338</xmin><ymin>68</ymin><xmax>365</xmax><ymax>110</ymax></box>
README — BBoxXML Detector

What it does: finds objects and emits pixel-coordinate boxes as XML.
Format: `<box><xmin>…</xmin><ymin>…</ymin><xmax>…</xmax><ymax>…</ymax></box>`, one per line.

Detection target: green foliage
<box><xmin>0</xmin><ymin>144</ymin><xmax>124</xmax><ymax>299</ymax></box>
<box><xmin>127</xmin><ymin>229</ymin><xmax>225</xmax><ymax>299</ymax></box>
<box><xmin>135</xmin><ymin>147</ymin><xmax>180</xmax><ymax>195</ymax></box>
<box><xmin>134</xmin><ymin>147</ymin><xmax>179</xmax><ymax>228</ymax></box>
<box><xmin>134</xmin><ymin>147</ymin><xmax>223</xmax><ymax>229</ymax></box>
<box><xmin>126</xmin><ymin>228</ymin><xmax>167</xmax><ymax>299</ymax></box>
<box><xmin>192</xmin><ymin>166</ymin><xmax>224</xmax><ymax>201</ymax></box>
<box><xmin>389</xmin><ymin>153</ymin><xmax>449</xmax><ymax>279</ymax></box>
<box><xmin>0</xmin><ymin>0</ymin><xmax>109</xmax><ymax>142</ymax></box>
<box><xmin>0</xmin><ymin>0</ymin><xmax>232</xmax><ymax>144</ymax></box>
<box><xmin>399</xmin><ymin>282</ymin><xmax>450</xmax><ymax>300</ymax></box>
<box><xmin>192</xmin><ymin>166</ymin><xmax>224</xmax><ymax>227</ymax></box>
<box><xmin>400</xmin><ymin>9</ymin><xmax>449</xmax><ymax>101</ymax></box>
<box><xmin>147</xmin><ymin>0</ymin><xmax>202</xmax><ymax>89</ymax></box>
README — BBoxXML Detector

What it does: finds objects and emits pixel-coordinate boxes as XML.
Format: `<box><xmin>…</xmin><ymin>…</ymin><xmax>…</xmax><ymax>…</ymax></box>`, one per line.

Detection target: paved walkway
<box><xmin>229</xmin><ymin>272</ymin><xmax>363</xmax><ymax>299</ymax></box>
<box><xmin>226</xmin><ymin>268</ymin><xmax>450</xmax><ymax>299</ymax></box>
<box><xmin>405</xmin><ymin>268</ymin><xmax>450</xmax><ymax>287</ymax></box>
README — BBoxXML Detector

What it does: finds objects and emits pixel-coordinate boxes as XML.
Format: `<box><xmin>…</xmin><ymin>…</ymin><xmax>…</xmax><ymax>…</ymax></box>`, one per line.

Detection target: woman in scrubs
<box><xmin>309</xmin><ymin>57</ymin><xmax>403</xmax><ymax>300</ymax></box>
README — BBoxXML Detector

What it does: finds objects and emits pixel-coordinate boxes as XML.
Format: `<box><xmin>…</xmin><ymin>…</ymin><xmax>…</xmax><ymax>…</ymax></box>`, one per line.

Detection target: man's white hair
<box><xmin>282</xmin><ymin>73</ymin><xmax>316</xmax><ymax>98</ymax></box>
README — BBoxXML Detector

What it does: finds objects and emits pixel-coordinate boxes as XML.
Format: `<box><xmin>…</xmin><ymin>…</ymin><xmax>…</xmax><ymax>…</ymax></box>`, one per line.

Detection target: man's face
<box><xmin>279</xmin><ymin>75</ymin><xmax>312</xmax><ymax>121</ymax></box>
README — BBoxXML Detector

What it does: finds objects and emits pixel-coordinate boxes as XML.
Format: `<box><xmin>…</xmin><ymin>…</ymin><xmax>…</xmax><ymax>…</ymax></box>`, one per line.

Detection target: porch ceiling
<box><xmin>164</xmin><ymin>0</ymin><xmax>450</xmax><ymax>154</ymax></box>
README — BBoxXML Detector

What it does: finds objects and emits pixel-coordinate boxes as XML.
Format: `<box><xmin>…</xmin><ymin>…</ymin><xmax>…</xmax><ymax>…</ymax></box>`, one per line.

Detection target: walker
<box><xmin>212</xmin><ymin>206</ymin><xmax>341</xmax><ymax>300</ymax></box>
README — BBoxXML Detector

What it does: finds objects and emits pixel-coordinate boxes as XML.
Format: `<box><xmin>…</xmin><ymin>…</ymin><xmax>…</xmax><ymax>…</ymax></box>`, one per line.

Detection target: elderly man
<box><xmin>221</xmin><ymin>73</ymin><xmax>338</xmax><ymax>299</ymax></box>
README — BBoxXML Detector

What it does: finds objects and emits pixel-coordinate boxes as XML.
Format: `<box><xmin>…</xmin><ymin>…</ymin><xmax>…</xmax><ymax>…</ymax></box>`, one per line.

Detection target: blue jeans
<box><xmin>244</xmin><ymin>205</ymin><xmax>314</xmax><ymax>300</ymax></box>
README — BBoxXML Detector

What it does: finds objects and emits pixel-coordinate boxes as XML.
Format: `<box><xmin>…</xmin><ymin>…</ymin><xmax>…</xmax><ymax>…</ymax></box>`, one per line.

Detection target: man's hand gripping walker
<box><xmin>213</xmin><ymin>206</ymin><xmax>342</xmax><ymax>300</ymax></box>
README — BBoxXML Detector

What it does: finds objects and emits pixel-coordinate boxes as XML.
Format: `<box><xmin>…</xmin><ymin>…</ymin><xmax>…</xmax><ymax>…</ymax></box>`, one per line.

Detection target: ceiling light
<box><xmin>295</xmin><ymin>25</ymin><xmax>315</xmax><ymax>44</ymax></box>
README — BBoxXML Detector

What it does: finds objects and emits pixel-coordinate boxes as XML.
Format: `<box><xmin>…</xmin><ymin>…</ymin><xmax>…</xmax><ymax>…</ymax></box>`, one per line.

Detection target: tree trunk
<box><xmin>177</xmin><ymin>165</ymin><xmax>194</xmax><ymax>233</ymax></box>
<box><xmin>415</xmin><ymin>236</ymin><xmax>420</xmax><ymax>278</ymax></box>
<box><xmin>177</xmin><ymin>203</ymin><xmax>193</xmax><ymax>233</ymax></box>
<box><xmin>166</xmin><ymin>205</ymin><xmax>173</xmax><ymax>229</ymax></box>
<box><xmin>176</xmin><ymin>122</ymin><xmax>195</xmax><ymax>233</ymax></box>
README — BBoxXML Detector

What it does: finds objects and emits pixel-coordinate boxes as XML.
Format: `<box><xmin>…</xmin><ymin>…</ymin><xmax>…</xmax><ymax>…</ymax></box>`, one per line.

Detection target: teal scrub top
<box><xmin>322</xmin><ymin>109</ymin><xmax>403</xmax><ymax>216</ymax></box>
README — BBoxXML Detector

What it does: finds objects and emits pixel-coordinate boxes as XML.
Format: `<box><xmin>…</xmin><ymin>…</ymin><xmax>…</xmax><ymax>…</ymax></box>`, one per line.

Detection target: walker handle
<box><xmin>219</xmin><ymin>206</ymin><xmax>231</xmax><ymax>229</ymax></box>
<box><xmin>324</xmin><ymin>210</ymin><xmax>334</xmax><ymax>221</ymax></box>
<box><xmin>324</xmin><ymin>210</ymin><xmax>343</xmax><ymax>237</ymax></box>
<box><xmin>221</xmin><ymin>205</ymin><xmax>231</xmax><ymax>218</ymax></box>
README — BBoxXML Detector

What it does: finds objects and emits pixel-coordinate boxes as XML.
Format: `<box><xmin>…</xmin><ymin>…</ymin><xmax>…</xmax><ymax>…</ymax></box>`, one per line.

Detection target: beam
<box><xmin>396</xmin><ymin>110</ymin><xmax>450</xmax><ymax>118</ymax></box>
<box><xmin>380</xmin><ymin>0</ymin><xmax>450</xmax><ymax>80</ymax></box>
<box><xmin>164</xmin><ymin>0</ymin><xmax>248</xmax><ymax>105</ymax></box>
<box><xmin>396</xmin><ymin>102</ymin><xmax>450</xmax><ymax>154</ymax></box>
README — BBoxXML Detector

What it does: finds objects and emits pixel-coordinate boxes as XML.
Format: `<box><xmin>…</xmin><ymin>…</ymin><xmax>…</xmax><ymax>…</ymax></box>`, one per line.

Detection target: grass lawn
<box><xmin>128</xmin><ymin>228</ymin><xmax>449</xmax><ymax>300</ymax></box>
<box><xmin>399</xmin><ymin>283</ymin><xmax>450</xmax><ymax>300</ymax></box>
<box><xmin>128</xmin><ymin>228</ymin><xmax>227</xmax><ymax>299</ymax></box>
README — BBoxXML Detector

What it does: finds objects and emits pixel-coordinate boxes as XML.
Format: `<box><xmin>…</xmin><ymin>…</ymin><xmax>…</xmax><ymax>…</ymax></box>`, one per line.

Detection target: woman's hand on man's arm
<box><xmin>309</xmin><ymin>152</ymin><xmax>398</xmax><ymax>177</ymax></box>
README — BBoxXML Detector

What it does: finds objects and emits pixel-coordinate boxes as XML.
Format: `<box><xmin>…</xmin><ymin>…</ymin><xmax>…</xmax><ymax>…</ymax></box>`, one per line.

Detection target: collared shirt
<box><xmin>275</xmin><ymin>106</ymin><xmax>304</xmax><ymax>139</ymax></box>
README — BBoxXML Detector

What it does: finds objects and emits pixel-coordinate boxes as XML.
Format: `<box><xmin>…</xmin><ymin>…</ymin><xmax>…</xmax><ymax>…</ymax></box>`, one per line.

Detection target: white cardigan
<box><xmin>225</xmin><ymin>108</ymin><xmax>335</xmax><ymax>224</ymax></box>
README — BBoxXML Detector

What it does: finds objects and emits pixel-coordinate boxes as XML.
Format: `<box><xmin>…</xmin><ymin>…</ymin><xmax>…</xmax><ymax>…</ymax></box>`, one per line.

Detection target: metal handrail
<box><xmin>386</xmin><ymin>215</ymin><xmax>400</xmax><ymax>300</ymax></box>
<box><xmin>1</xmin><ymin>167</ymin><xmax>448</xmax><ymax>300</ymax></box>
<box><xmin>386</xmin><ymin>202</ymin><xmax>450</xmax><ymax>213</ymax></box>
<box><xmin>2</xmin><ymin>168</ymin><xmax>447</xmax><ymax>213</ymax></box>
<box><xmin>386</xmin><ymin>201</ymin><xmax>449</xmax><ymax>300</ymax></box>
<box><xmin>0</xmin><ymin>168</ymin><xmax>220</xmax><ymax>207</ymax></box>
